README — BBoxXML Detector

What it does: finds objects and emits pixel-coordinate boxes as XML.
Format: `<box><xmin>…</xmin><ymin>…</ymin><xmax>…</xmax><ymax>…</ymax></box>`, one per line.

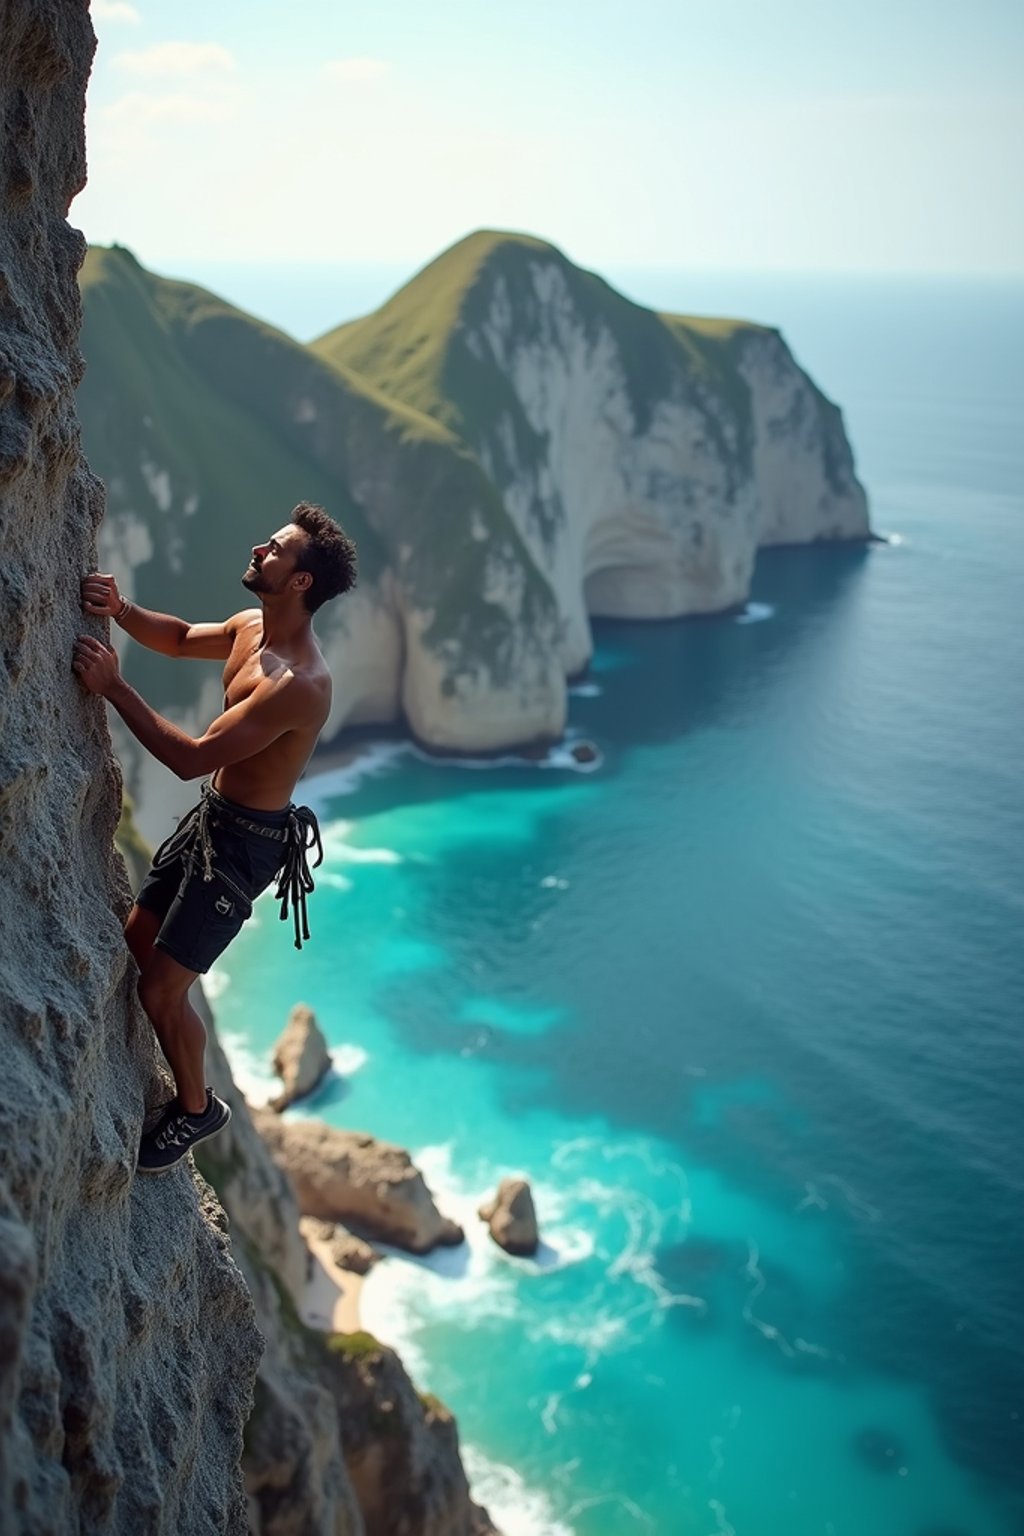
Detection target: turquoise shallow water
<box><xmin>212</xmin><ymin>276</ymin><xmax>1024</xmax><ymax>1536</ymax></box>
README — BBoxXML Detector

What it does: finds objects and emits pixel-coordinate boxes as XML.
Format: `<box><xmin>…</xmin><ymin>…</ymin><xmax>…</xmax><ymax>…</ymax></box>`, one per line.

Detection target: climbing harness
<box><xmin>150</xmin><ymin>780</ymin><xmax>324</xmax><ymax>950</ymax></box>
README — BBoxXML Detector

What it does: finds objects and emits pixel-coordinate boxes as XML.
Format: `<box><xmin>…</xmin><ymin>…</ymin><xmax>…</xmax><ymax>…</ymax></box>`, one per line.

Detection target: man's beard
<box><xmin>242</xmin><ymin>560</ymin><xmax>271</xmax><ymax>593</ymax></box>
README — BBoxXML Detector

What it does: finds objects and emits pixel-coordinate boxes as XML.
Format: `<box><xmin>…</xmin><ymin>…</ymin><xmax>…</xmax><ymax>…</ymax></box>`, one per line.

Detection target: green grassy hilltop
<box><xmin>315</xmin><ymin>229</ymin><xmax>773</xmax><ymax>478</ymax></box>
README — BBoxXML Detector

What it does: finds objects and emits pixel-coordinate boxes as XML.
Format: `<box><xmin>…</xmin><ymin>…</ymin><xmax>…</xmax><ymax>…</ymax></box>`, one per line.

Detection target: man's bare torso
<box><xmin>213</xmin><ymin>611</ymin><xmax>331</xmax><ymax>810</ymax></box>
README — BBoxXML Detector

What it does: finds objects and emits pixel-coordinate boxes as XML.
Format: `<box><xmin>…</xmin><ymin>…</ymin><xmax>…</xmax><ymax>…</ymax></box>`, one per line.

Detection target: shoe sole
<box><xmin>136</xmin><ymin>1103</ymin><xmax>232</xmax><ymax>1176</ymax></box>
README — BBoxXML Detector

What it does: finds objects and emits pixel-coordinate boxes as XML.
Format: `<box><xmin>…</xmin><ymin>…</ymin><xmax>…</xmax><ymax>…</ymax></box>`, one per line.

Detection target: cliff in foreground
<box><xmin>0</xmin><ymin>6</ymin><xmax>259</xmax><ymax>1531</ymax></box>
<box><xmin>0</xmin><ymin>9</ymin><xmax>500</xmax><ymax>1533</ymax></box>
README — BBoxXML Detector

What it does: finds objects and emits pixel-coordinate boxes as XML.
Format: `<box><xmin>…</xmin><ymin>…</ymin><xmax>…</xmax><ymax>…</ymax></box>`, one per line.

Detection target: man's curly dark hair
<box><xmin>290</xmin><ymin>502</ymin><xmax>358</xmax><ymax>613</ymax></box>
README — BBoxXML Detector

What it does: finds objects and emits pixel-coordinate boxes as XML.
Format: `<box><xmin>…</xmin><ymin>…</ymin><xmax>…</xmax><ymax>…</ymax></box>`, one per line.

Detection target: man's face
<box><xmin>242</xmin><ymin>525</ymin><xmax>306</xmax><ymax>596</ymax></box>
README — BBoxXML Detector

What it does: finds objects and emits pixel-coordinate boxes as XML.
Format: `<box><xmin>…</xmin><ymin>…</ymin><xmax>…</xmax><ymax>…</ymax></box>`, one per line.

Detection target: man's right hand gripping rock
<box><xmin>82</xmin><ymin>572</ymin><xmax>124</xmax><ymax>619</ymax></box>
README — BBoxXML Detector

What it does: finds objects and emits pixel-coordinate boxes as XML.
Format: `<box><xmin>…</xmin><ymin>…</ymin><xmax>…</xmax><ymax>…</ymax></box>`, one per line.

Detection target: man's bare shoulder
<box><xmin>226</xmin><ymin>608</ymin><xmax>262</xmax><ymax>635</ymax></box>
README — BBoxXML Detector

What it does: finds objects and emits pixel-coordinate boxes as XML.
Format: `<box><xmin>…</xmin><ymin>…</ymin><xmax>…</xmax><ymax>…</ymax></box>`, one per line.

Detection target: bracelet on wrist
<box><xmin>115</xmin><ymin>597</ymin><xmax>131</xmax><ymax>623</ymax></box>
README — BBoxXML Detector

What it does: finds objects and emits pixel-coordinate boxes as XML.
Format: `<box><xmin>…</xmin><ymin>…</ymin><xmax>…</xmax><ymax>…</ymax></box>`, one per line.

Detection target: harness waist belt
<box><xmin>156</xmin><ymin>781</ymin><xmax>324</xmax><ymax>951</ymax></box>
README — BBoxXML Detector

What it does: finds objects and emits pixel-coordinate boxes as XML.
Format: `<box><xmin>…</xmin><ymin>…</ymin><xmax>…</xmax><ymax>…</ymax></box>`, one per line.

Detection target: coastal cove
<box><xmin>211</xmin><ymin>274</ymin><xmax>1024</xmax><ymax>1536</ymax></box>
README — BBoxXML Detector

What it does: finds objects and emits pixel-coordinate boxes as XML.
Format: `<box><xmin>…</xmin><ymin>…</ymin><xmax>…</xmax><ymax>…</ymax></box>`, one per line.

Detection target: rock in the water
<box><xmin>478</xmin><ymin>1178</ymin><xmax>540</xmax><ymax>1256</ymax></box>
<box><xmin>300</xmin><ymin>1216</ymin><xmax>382</xmax><ymax>1276</ymax></box>
<box><xmin>570</xmin><ymin>740</ymin><xmax>598</xmax><ymax>764</ymax></box>
<box><xmin>271</xmin><ymin>1002</ymin><xmax>332</xmax><ymax>1111</ymax></box>
<box><xmin>255</xmin><ymin>1111</ymin><xmax>465</xmax><ymax>1253</ymax></box>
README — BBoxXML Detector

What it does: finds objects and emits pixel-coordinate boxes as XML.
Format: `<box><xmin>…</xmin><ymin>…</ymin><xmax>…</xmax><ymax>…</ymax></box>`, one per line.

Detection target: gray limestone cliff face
<box><xmin>193</xmin><ymin>988</ymin><xmax>500</xmax><ymax>1536</ymax></box>
<box><xmin>0</xmin><ymin>7</ymin><xmax>260</xmax><ymax>1532</ymax></box>
<box><xmin>454</xmin><ymin>253</ymin><xmax>871</xmax><ymax>674</ymax></box>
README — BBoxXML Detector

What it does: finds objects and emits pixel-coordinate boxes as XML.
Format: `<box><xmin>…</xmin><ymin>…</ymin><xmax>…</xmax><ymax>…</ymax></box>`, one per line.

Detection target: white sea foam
<box><xmin>407</xmin><ymin>735</ymin><xmax>603</xmax><ymax>775</ymax></box>
<box><xmin>331</xmin><ymin>1042</ymin><xmax>368</xmax><ymax>1076</ymax></box>
<box><xmin>219</xmin><ymin>1027</ymin><xmax>279</xmax><ymax>1108</ymax></box>
<box><xmin>539</xmin><ymin>875</ymin><xmax>570</xmax><ymax>890</ymax></box>
<box><xmin>532</xmin><ymin>1226</ymin><xmax>595</xmax><ymax>1270</ymax></box>
<box><xmin>360</xmin><ymin>1144</ymin><xmax>602</xmax><ymax>1383</ymax></box>
<box><xmin>532</xmin><ymin>1311</ymin><xmax>628</xmax><ymax>1357</ymax></box>
<box><xmin>740</xmin><ymin>1240</ymin><xmax>840</xmax><ymax>1363</ymax></box>
<box><xmin>316</xmin><ymin>870</ymin><xmax>354</xmax><ymax>891</ymax></box>
<box><xmin>203</xmin><ymin>967</ymin><xmax>231</xmax><ymax>1001</ymax></box>
<box><xmin>816</xmin><ymin>1173</ymin><xmax>882</xmax><ymax>1223</ymax></box>
<box><xmin>795</xmin><ymin>1182</ymin><xmax>829</xmax><ymax>1213</ymax></box>
<box><xmin>708</xmin><ymin>1497</ymin><xmax>737</xmax><ymax>1536</ymax></box>
<box><xmin>318</xmin><ymin>819</ymin><xmax>402</xmax><ymax>865</ymax></box>
<box><xmin>735</xmin><ymin>602</ymin><xmax>775</xmax><ymax>625</ymax></box>
<box><xmin>565</xmin><ymin>1491</ymin><xmax>655</xmax><ymax>1530</ymax></box>
<box><xmin>300</xmin><ymin>740</ymin><xmax>411</xmax><ymax>809</ymax></box>
<box><xmin>359</xmin><ymin>1141</ymin><xmax>526</xmax><ymax>1374</ymax></box>
<box><xmin>304</xmin><ymin>732</ymin><xmax>602</xmax><ymax>804</ymax></box>
<box><xmin>567</xmin><ymin>681</ymin><xmax>603</xmax><ymax>697</ymax></box>
<box><xmin>459</xmin><ymin>1444</ymin><xmax>577</xmax><ymax>1536</ymax></box>
<box><xmin>333</xmin><ymin>843</ymin><xmax>402</xmax><ymax>865</ymax></box>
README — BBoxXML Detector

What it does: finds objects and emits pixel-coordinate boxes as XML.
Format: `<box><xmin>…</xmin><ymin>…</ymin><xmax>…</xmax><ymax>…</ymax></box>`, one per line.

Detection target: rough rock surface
<box><xmin>300</xmin><ymin>1218</ymin><xmax>383</xmax><ymax>1276</ymax></box>
<box><xmin>0</xmin><ymin>7</ymin><xmax>259</xmax><ymax>1532</ymax></box>
<box><xmin>322</xmin><ymin>1335</ymin><xmax>500</xmax><ymax>1536</ymax></box>
<box><xmin>271</xmin><ymin>1003</ymin><xmax>332</xmax><ymax>1112</ymax></box>
<box><xmin>254</xmin><ymin>1113</ymin><xmax>465</xmax><ymax>1253</ymax></box>
<box><xmin>477</xmin><ymin>1179</ymin><xmax>540</xmax><ymax>1256</ymax></box>
<box><xmin>195</xmin><ymin>995</ymin><xmax>494</xmax><ymax>1536</ymax></box>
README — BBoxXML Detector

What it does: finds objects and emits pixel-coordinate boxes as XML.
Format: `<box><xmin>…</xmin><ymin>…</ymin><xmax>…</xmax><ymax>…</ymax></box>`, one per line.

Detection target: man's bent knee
<box><xmin>137</xmin><ymin>950</ymin><xmax>198</xmax><ymax>1019</ymax></box>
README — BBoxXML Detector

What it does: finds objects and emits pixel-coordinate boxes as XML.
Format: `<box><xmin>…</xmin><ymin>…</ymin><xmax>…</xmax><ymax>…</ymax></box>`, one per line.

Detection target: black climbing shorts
<box><xmin>136</xmin><ymin>792</ymin><xmax>289</xmax><ymax>975</ymax></box>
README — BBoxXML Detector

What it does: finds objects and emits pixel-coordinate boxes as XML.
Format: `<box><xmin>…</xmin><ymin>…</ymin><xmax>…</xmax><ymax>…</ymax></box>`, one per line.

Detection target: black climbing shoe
<box><xmin>137</xmin><ymin>1089</ymin><xmax>231</xmax><ymax>1175</ymax></box>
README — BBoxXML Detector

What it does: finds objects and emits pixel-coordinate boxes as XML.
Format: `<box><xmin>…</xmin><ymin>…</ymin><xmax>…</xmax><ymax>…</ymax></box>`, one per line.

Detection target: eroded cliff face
<box><xmin>74</xmin><ymin>244</ymin><xmax>565</xmax><ymax>840</ymax></box>
<box><xmin>0</xmin><ymin>6</ymin><xmax>259</xmax><ymax>1531</ymax></box>
<box><xmin>448</xmin><ymin>254</ymin><xmax>871</xmax><ymax>674</ymax></box>
<box><xmin>79</xmin><ymin>231</ymin><xmax>870</xmax><ymax>841</ymax></box>
<box><xmin>193</xmin><ymin>989</ymin><xmax>500</xmax><ymax>1536</ymax></box>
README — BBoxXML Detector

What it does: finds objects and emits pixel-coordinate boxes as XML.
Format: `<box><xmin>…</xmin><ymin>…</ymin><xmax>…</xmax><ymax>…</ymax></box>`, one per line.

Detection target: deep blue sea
<box><xmin>208</xmin><ymin>268</ymin><xmax>1024</xmax><ymax>1536</ymax></box>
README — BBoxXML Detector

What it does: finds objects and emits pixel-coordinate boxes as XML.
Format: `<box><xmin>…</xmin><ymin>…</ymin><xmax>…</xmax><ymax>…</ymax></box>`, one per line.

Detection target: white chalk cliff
<box><xmin>320</xmin><ymin>232</ymin><xmax>870</xmax><ymax>678</ymax></box>
<box><xmin>78</xmin><ymin>232</ymin><xmax>868</xmax><ymax>838</ymax></box>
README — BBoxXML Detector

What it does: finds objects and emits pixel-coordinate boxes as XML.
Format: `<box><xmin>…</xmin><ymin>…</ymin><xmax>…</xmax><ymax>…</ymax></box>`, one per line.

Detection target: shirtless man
<box><xmin>74</xmin><ymin>502</ymin><xmax>357</xmax><ymax>1173</ymax></box>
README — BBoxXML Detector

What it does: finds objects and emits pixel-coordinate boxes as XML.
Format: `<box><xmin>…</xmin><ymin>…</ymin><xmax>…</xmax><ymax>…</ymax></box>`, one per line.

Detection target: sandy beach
<box><xmin>299</xmin><ymin>1230</ymin><xmax>366</xmax><ymax>1335</ymax></box>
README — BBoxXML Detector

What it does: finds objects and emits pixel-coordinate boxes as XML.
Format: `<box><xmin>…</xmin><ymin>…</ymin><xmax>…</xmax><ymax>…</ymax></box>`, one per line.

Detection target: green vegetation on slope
<box><xmin>79</xmin><ymin>247</ymin><xmax>377</xmax><ymax>707</ymax></box>
<box><xmin>79</xmin><ymin>246</ymin><xmax>558</xmax><ymax>698</ymax></box>
<box><xmin>114</xmin><ymin>790</ymin><xmax>151</xmax><ymax>891</ymax></box>
<box><xmin>315</xmin><ymin>229</ymin><xmax>775</xmax><ymax>488</ymax></box>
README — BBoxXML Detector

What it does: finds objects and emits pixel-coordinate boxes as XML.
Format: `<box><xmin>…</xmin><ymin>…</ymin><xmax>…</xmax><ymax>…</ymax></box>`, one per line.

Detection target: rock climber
<box><xmin>73</xmin><ymin>502</ymin><xmax>357</xmax><ymax>1173</ymax></box>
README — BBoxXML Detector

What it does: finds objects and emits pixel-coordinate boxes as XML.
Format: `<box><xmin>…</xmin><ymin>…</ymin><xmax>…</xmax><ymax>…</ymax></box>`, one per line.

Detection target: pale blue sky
<box><xmin>77</xmin><ymin>0</ymin><xmax>1024</xmax><ymax>275</ymax></box>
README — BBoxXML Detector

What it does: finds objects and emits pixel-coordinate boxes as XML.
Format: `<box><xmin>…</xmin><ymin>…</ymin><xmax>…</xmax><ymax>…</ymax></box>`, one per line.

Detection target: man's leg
<box><xmin>125</xmin><ymin>901</ymin><xmax>161</xmax><ymax>971</ymax></box>
<box><xmin>136</xmin><ymin>946</ymin><xmax>207</xmax><ymax>1116</ymax></box>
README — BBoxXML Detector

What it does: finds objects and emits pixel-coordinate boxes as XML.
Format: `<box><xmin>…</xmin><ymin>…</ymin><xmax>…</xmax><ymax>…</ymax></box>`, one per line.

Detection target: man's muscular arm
<box><xmin>72</xmin><ymin>635</ymin><xmax>310</xmax><ymax>779</ymax></box>
<box><xmin>81</xmin><ymin>573</ymin><xmax>253</xmax><ymax>660</ymax></box>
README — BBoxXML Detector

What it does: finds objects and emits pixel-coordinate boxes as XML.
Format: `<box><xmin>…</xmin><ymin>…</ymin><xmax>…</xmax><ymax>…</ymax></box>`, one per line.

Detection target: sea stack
<box><xmin>478</xmin><ymin>1178</ymin><xmax>540</xmax><ymax>1256</ymax></box>
<box><xmin>270</xmin><ymin>1002</ymin><xmax>332</xmax><ymax>1111</ymax></box>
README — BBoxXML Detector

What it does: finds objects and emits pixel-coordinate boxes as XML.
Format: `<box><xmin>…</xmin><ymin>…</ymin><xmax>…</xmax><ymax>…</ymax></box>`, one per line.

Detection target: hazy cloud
<box><xmin>91</xmin><ymin>0</ymin><xmax>140</xmax><ymax>21</ymax></box>
<box><xmin>322</xmin><ymin>57</ymin><xmax>391</xmax><ymax>83</ymax></box>
<box><xmin>102</xmin><ymin>91</ymin><xmax>236</xmax><ymax>126</ymax></box>
<box><xmin>114</xmin><ymin>42</ymin><xmax>236</xmax><ymax>76</ymax></box>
